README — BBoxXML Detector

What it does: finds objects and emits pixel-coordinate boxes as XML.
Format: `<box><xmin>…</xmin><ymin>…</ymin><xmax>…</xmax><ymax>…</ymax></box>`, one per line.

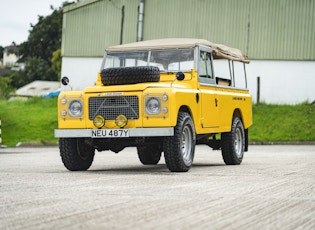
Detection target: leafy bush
<box><xmin>0</xmin><ymin>76</ymin><xmax>14</xmax><ymax>99</ymax></box>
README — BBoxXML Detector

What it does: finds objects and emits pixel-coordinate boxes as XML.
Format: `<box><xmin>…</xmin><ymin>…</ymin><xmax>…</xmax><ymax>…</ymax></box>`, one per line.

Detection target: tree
<box><xmin>15</xmin><ymin>5</ymin><xmax>63</xmax><ymax>84</ymax></box>
<box><xmin>0</xmin><ymin>76</ymin><xmax>14</xmax><ymax>99</ymax></box>
<box><xmin>19</xmin><ymin>6</ymin><xmax>62</xmax><ymax>66</ymax></box>
<box><xmin>10</xmin><ymin>57</ymin><xmax>56</xmax><ymax>89</ymax></box>
<box><xmin>9</xmin><ymin>5</ymin><xmax>64</xmax><ymax>88</ymax></box>
<box><xmin>6</xmin><ymin>2</ymin><xmax>74</xmax><ymax>91</ymax></box>
<box><xmin>51</xmin><ymin>49</ymin><xmax>62</xmax><ymax>81</ymax></box>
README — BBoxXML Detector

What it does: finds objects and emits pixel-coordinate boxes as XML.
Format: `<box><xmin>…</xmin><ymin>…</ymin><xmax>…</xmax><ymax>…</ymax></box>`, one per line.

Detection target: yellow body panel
<box><xmin>57</xmin><ymin>70</ymin><xmax>252</xmax><ymax>134</ymax></box>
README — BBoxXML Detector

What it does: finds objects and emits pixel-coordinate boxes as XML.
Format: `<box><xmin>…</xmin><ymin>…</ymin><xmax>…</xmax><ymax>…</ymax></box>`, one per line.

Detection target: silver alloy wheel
<box><xmin>221</xmin><ymin>117</ymin><xmax>244</xmax><ymax>165</ymax></box>
<box><xmin>181</xmin><ymin>125</ymin><xmax>193</xmax><ymax>165</ymax></box>
<box><xmin>234</xmin><ymin>127</ymin><xmax>243</xmax><ymax>158</ymax></box>
<box><xmin>164</xmin><ymin>111</ymin><xmax>195</xmax><ymax>172</ymax></box>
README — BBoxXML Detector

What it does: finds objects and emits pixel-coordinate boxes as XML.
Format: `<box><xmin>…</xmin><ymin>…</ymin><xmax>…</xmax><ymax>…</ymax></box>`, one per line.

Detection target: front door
<box><xmin>198</xmin><ymin>48</ymin><xmax>220</xmax><ymax>129</ymax></box>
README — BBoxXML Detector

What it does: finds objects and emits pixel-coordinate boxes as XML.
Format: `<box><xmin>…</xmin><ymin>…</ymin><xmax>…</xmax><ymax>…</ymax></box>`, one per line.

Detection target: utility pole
<box><xmin>257</xmin><ymin>76</ymin><xmax>260</xmax><ymax>104</ymax></box>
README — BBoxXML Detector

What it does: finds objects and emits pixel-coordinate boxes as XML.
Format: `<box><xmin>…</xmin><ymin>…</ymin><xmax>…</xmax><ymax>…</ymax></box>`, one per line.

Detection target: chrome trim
<box><xmin>55</xmin><ymin>129</ymin><xmax>92</xmax><ymax>138</ymax></box>
<box><xmin>55</xmin><ymin>128</ymin><xmax>174</xmax><ymax>138</ymax></box>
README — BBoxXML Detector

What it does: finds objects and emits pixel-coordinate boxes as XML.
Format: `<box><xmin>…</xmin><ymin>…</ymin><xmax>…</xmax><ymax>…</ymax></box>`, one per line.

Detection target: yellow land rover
<box><xmin>55</xmin><ymin>38</ymin><xmax>252</xmax><ymax>172</ymax></box>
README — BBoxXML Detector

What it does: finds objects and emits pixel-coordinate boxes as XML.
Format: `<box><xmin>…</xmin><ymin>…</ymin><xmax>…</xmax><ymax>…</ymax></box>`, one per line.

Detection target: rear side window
<box><xmin>198</xmin><ymin>51</ymin><xmax>215</xmax><ymax>84</ymax></box>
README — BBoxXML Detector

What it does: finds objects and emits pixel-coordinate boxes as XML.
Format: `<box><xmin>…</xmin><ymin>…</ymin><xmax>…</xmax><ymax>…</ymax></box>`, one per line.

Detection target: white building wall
<box><xmin>61</xmin><ymin>57</ymin><xmax>103</xmax><ymax>90</ymax></box>
<box><xmin>247</xmin><ymin>61</ymin><xmax>315</xmax><ymax>104</ymax></box>
<box><xmin>61</xmin><ymin>57</ymin><xmax>315</xmax><ymax>104</ymax></box>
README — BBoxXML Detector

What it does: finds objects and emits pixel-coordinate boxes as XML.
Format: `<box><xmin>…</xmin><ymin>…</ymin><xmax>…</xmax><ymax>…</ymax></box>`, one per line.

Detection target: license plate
<box><xmin>92</xmin><ymin>129</ymin><xmax>129</xmax><ymax>138</ymax></box>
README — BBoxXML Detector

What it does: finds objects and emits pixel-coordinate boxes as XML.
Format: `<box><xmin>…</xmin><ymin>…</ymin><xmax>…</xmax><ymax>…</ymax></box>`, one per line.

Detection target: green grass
<box><xmin>0</xmin><ymin>97</ymin><xmax>58</xmax><ymax>146</ymax></box>
<box><xmin>0</xmin><ymin>98</ymin><xmax>314</xmax><ymax>146</ymax></box>
<box><xmin>249</xmin><ymin>103</ymin><xmax>315</xmax><ymax>142</ymax></box>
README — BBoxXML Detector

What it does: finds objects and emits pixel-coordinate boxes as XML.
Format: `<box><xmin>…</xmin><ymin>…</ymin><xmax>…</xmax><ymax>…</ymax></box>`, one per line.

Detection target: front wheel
<box><xmin>221</xmin><ymin>117</ymin><xmax>245</xmax><ymax>165</ymax></box>
<box><xmin>59</xmin><ymin>138</ymin><xmax>95</xmax><ymax>171</ymax></box>
<box><xmin>164</xmin><ymin>112</ymin><xmax>196</xmax><ymax>172</ymax></box>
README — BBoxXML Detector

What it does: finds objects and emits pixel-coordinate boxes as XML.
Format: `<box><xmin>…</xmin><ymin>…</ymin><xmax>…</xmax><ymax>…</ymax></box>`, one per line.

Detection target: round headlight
<box><xmin>93</xmin><ymin>115</ymin><xmax>105</xmax><ymax>128</ymax></box>
<box><xmin>115</xmin><ymin>114</ymin><xmax>128</xmax><ymax>128</ymax></box>
<box><xmin>145</xmin><ymin>97</ymin><xmax>161</xmax><ymax>114</ymax></box>
<box><xmin>68</xmin><ymin>100</ymin><xmax>83</xmax><ymax>117</ymax></box>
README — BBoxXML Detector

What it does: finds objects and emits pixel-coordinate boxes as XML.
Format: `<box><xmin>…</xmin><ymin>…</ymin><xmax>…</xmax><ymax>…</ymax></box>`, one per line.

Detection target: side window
<box><xmin>198</xmin><ymin>51</ymin><xmax>215</xmax><ymax>84</ymax></box>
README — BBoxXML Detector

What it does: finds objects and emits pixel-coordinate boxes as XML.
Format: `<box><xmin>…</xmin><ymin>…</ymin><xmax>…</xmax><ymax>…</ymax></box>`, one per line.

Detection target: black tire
<box><xmin>221</xmin><ymin>117</ymin><xmax>245</xmax><ymax>165</ymax></box>
<box><xmin>137</xmin><ymin>145</ymin><xmax>162</xmax><ymax>165</ymax></box>
<box><xmin>59</xmin><ymin>138</ymin><xmax>95</xmax><ymax>171</ymax></box>
<box><xmin>101</xmin><ymin>66</ymin><xmax>160</xmax><ymax>86</ymax></box>
<box><xmin>164</xmin><ymin>112</ymin><xmax>196</xmax><ymax>172</ymax></box>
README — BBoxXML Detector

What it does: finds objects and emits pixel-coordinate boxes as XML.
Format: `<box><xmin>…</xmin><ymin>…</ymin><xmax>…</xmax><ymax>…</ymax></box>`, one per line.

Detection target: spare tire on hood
<box><xmin>101</xmin><ymin>66</ymin><xmax>160</xmax><ymax>86</ymax></box>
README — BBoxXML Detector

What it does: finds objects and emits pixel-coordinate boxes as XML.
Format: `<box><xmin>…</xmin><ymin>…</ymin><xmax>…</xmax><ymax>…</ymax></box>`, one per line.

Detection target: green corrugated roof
<box><xmin>62</xmin><ymin>0</ymin><xmax>139</xmax><ymax>57</ymax></box>
<box><xmin>62</xmin><ymin>0</ymin><xmax>315</xmax><ymax>60</ymax></box>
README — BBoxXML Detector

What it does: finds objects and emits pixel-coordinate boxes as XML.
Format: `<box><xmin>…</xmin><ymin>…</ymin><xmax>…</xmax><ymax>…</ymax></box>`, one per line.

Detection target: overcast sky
<box><xmin>0</xmin><ymin>0</ymin><xmax>65</xmax><ymax>47</ymax></box>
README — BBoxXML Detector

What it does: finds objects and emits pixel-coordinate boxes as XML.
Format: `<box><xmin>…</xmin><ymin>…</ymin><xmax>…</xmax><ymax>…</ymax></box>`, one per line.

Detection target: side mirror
<box><xmin>61</xmin><ymin>76</ymin><xmax>69</xmax><ymax>86</ymax></box>
<box><xmin>176</xmin><ymin>72</ymin><xmax>185</xmax><ymax>81</ymax></box>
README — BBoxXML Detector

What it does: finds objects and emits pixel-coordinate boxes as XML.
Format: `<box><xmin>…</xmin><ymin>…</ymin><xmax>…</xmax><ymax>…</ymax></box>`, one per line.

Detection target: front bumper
<box><xmin>55</xmin><ymin>127</ymin><xmax>174</xmax><ymax>138</ymax></box>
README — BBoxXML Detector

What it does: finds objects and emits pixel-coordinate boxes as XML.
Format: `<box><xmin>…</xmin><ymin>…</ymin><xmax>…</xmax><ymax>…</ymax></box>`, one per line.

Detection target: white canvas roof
<box><xmin>106</xmin><ymin>38</ymin><xmax>249</xmax><ymax>63</ymax></box>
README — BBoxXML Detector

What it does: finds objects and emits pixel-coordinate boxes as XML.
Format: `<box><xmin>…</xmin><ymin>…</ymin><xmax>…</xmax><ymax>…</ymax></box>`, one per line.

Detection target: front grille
<box><xmin>88</xmin><ymin>96</ymin><xmax>139</xmax><ymax>120</ymax></box>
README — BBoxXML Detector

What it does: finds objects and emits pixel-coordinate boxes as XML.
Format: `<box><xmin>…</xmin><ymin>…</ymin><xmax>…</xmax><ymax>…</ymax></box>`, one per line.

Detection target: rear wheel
<box><xmin>221</xmin><ymin>117</ymin><xmax>245</xmax><ymax>165</ymax></box>
<box><xmin>59</xmin><ymin>138</ymin><xmax>95</xmax><ymax>171</ymax></box>
<box><xmin>137</xmin><ymin>145</ymin><xmax>162</xmax><ymax>165</ymax></box>
<box><xmin>164</xmin><ymin>112</ymin><xmax>196</xmax><ymax>172</ymax></box>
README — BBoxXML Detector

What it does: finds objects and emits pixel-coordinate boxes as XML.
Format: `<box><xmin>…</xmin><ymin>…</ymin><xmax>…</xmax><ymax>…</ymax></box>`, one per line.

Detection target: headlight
<box><xmin>115</xmin><ymin>114</ymin><xmax>128</xmax><ymax>128</ymax></box>
<box><xmin>68</xmin><ymin>100</ymin><xmax>83</xmax><ymax>117</ymax></box>
<box><xmin>93</xmin><ymin>115</ymin><xmax>105</xmax><ymax>128</ymax></box>
<box><xmin>145</xmin><ymin>97</ymin><xmax>161</xmax><ymax>114</ymax></box>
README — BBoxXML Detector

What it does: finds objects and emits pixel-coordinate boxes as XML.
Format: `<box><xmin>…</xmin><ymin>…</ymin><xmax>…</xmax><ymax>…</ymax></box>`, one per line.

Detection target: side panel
<box><xmin>199</xmin><ymin>85</ymin><xmax>220</xmax><ymax>128</ymax></box>
<box><xmin>216</xmin><ymin>87</ymin><xmax>252</xmax><ymax>131</ymax></box>
<box><xmin>169</xmin><ymin>88</ymin><xmax>201</xmax><ymax>129</ymax></box>
<box><xmin>57</xmin><ymin>77</ymin><xmax>252</xmax><ymax>135</ymax></box>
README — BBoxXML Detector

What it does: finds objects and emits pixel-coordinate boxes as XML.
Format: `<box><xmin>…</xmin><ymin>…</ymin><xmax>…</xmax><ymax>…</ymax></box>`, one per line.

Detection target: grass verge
<box><xmin>0</xmin><ymin>98</ymin><xmax>314</xmax><ymax>147</ymax></box>
<box><xmin>250</xmin><ymin>103</ymin><xmax>315</xmax><ymax>142</ymax></box>
<box><xmin>0</xmin><ymin>97</ymin><xmax>58</xmax><ymax>147</ymax></box>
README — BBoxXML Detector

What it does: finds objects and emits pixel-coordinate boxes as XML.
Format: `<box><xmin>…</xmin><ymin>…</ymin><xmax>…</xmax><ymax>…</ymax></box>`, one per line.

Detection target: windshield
<box><xmin>103</xmin><ymin>49</ymin><xmax>194</xmax><ymax>72</ymax></box>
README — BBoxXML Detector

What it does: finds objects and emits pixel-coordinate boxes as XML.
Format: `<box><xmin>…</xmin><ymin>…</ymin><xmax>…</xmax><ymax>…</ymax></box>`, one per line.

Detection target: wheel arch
<box><xmin>233</xmin><ymin>108</ymin><xmax>243</xmax><ymax>120</ymax></box>
<box><xmin>178</xmin><ymin>105</ymin><xmax>196</xmax><ymax>125</ymax></box>
<box><xmin>179</xmin><ymin>105</ymin><xmax>192</xmax><ymax>116</ymax></box>
<box><xmin>174</xmin><ymin>105</ymin><xmax>198</xmax><ymax>132</ymax></box>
